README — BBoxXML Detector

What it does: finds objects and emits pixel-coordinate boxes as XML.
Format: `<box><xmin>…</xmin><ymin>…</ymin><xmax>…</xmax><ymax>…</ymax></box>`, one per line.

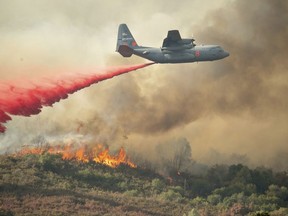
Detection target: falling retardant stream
<box><xmin>0</xmin><ymin>63</ymin><xmax>154</xmax><ymax>133</ymax></box>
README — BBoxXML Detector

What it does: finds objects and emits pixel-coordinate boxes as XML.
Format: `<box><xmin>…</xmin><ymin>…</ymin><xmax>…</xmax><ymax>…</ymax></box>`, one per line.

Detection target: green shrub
<box><xmin>183</xmin><ymin>208</ymin><xmax>200</xmax><ymax>216</ymax></box>
<box><xmin>170</xmin><ymin>186</ymin><xmax>184</xmax><ymax>196</ymax></box>
<box><xmin>159</xmin><ymin>189</ymin><xmax>183</xmax><ymax>202</ymax></box>
<box><xmin>124</xmin><ymin>189</ymin><xmax>139</xmax><ymax>197</ymax></box>
<box><xmin>38</xmin><ymin>153</ymin><xmax>64</xmax><ymax>173</ymax></box>
<box><xmin>249</xmin><ymin>211</ymin><xmax>270</xmax><ymax>216</ymax></box>
<box><xmin>207</xmin><ymin>194</ymin><xmax>222</xmax><ymax>205</ymax></box>
<box><xmin>0</xmin><ymin>209</ymin><xmax>14</xmax><ymax>216</ymax></box>
<box><xmin>270</xmin><ymin>208</ymin><xmax>288</xmax><ymax>216</ymax></box>
<box><xmin>78</xmin><ymin>168</ymin><xmax>97</xmax><ymax>181</ymax></box>
<box><xmin>117</xmin><ymin>181</ymin><xmax>129</xmax><ymax>191</ymax></box>
<box><xmin>151</xmin><ymin>178</ymin><xmax>165</xmax><ymax>193</ymax></box>
<box><xmin>189</xmin><ymin>196</ymin><xmax>208</xmax><ymax>208</ymax></box>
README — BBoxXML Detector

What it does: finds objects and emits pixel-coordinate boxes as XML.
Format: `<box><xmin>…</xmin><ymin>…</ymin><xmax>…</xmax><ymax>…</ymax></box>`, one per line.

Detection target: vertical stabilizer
<box><xmin>116</xmin><ymin>24</ymin><xmax>139</xmax><ymax>57</ymax></box>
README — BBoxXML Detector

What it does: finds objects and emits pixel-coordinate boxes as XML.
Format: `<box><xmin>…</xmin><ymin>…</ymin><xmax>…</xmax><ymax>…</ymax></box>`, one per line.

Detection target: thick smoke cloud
<box><xmin>0</xmin><ymin>0</ymin><xmax>287</xmax><ymax>170</ymax></box>
<box><xmin>101</xmin><ymin>0</ymin><xmax>288</xmax><ymax>169</ymax></box>
<box><xmin>105</xmin><ymin>0</ymin><xmax>288</xmax><ymax>169</ymax></box>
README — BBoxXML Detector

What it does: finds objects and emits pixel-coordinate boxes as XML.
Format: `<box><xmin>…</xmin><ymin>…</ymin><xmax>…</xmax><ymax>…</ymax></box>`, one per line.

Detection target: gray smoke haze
<box><xmin>0</xmin><ymin>0</ymin><xmax>287</xmax><ymax>170</ymax></box>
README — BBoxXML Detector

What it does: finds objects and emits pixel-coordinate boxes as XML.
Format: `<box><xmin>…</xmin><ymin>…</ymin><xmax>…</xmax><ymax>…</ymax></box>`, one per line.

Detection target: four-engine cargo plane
<box><xmin>116</xmin><ymin>24</ymin><xmax>229</xmax><ymax>63</ymax></box>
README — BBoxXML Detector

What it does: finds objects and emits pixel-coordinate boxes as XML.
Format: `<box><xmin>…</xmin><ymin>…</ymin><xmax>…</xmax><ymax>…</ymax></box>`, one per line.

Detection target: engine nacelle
<box><xmin>162</xmin><ymin>43</ymin><xmax>193</xmax><ymax>51</ymax></box>
<box><xmin>180</xmin><ymin>38</ymin><xmax>193</xmax><ymax>44</ymax></box>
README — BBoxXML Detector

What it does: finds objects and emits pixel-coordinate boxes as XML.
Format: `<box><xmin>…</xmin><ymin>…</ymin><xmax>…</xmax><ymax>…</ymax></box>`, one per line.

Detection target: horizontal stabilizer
<box><xmin>117</xmin><ymin>45</ymin><xmax>133</xmax><ymax>57</ymax></box>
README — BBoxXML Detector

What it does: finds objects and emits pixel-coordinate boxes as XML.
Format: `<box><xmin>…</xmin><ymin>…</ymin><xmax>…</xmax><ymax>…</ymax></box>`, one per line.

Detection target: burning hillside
<box><xmin>15</xmin><ymin>144</ymin><xmax>136</xmax><ymax>168</ymax></box>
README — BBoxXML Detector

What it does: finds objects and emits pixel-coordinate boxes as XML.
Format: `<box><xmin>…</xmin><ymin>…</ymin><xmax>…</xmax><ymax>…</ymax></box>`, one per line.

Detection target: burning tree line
<box><xmin>14</xmin><ymin>137</ymin><xmax>193</xmax><ymax>174</ymax></box>
<box><xmin>15</xmin><ymin>143</ymin><xmax>136</xmax><ymax>168</ymax></box>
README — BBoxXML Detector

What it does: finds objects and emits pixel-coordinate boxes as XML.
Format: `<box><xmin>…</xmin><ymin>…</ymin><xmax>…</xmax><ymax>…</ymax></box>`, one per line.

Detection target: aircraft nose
<box><xmin>224</xmin><ymin>51</ymin><xmax>229</xmax><ymax>58</ymax></box>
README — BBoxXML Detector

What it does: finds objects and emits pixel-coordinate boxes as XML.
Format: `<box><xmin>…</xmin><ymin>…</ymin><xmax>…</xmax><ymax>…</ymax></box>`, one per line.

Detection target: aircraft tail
<box><xmin>116</xmin><ymin>24</ymin><xmax>139</xmax><ymax>57</ymax></box>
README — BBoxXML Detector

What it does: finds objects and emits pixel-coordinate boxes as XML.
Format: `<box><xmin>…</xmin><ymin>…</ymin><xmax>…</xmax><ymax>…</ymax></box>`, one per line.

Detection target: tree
<box><xmin>206</xmin><ymin>164</ymin><xmax>228</xmax><ymax>188</ymax></box>
<box><xmin>228</xmin><ymin>164</ymin><xmax>245</xmax><ymax>180</ymax></box>
<box><xmin>155</xmin><ymin>138</ymin><xmax>193</xmax><ymax>173</ymax></box>
<box><xmin>251</xmin><ymin>167</ymin><xmax>274</xmax><ymax>193</ymax></box>
<box><xmin>234</xmin><ymin>166</ymin><xmax>252</xmax><ymax>184</ymax></box>
<box><xmin>266</xmin><ymin>184</ymin><xmax>288</xmax><ymax>201</ymax></box>
<box><xmin>274</xmin><ymin>171</ymin><xmax>288</xmax><ymax>188</ymax></box>
<box><xmin>187</xmin><ymin>178</ymin><xmax>213</xmax><ymax>197</ymax></box>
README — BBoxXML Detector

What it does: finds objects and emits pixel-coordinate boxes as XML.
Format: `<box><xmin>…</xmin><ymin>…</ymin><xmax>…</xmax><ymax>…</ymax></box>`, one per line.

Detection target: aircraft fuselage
<box><xmin>133</xmin><ymin>45</ymin><xmax>229</xmax><ymax>63</ymax></box>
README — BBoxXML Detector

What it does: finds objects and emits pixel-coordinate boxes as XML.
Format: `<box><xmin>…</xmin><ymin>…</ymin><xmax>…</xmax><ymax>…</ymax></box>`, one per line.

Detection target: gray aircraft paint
<box><xmin>116</xmin><ymin>24</ymin><xmax>229</xmax><ymax>63</ymax></box>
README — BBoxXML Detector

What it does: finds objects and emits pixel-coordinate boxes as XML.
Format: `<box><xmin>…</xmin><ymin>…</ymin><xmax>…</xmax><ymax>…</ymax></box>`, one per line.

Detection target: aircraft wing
<box><xmin>162</xmin><ymin>30</ymin><xmax>181</xmax><ymax>47</ymax></box>
<box><xmin>162</xmin><ymin>30</ymin><xmax>195</xmax><ymax>51</ymax></box>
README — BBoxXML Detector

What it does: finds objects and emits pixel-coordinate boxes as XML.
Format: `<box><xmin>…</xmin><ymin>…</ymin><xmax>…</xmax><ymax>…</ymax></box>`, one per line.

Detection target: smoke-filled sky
<box><xmin>0</xmin><ymin>0</ymin><xmax>287</xmax><ymax>170</ymax></box>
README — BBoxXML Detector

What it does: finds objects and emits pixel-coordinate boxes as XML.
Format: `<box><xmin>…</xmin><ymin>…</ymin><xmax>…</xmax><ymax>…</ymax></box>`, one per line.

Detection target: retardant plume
<box><xmin>0</xmin><ymin>63</ymin><xmax>153</xmax><ymax>133</ymax></box>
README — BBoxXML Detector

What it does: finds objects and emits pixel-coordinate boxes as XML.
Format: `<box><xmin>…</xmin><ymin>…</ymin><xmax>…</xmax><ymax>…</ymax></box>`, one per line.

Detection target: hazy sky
<box><xmin>0</xmin><ymin>0</ymin><xmax>287</xmax><ymax>170</ymax></box>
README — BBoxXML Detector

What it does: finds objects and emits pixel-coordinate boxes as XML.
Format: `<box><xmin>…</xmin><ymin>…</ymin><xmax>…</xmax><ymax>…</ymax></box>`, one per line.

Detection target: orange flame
<box><xmin>15</xmin><ymin>144</ymin><xmax>136</xmax><ymax>168</ymax></box>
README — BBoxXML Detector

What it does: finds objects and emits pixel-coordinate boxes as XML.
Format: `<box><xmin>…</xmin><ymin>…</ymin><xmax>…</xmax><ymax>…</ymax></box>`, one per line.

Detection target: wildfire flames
<box><xmin>16</xmin><ymin>144</ymin><xmax>136</xmax><ymax>168</ymax></box>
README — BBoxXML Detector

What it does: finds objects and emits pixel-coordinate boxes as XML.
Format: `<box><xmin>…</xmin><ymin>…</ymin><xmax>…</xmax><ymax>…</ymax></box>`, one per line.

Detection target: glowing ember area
<box><xmin>0</xmin><ymin>63</ymin><xmax>154</xmax><ymax>133</ymax></box>
<box><xmin>15</xmin><ymin>144</ymin><xmax>137</xmax><ymax>168</ymax></box>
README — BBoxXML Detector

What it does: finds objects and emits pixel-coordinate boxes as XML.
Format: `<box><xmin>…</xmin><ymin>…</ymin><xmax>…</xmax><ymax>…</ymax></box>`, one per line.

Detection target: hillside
<box><xmin>0</xmin><ymin>153</ymin><xmax>287</xmax><ymax>216</ymax></box>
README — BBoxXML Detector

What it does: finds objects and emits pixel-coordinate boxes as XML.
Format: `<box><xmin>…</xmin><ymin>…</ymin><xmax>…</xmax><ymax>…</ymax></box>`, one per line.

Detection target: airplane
<box><xmin>116</xmin><ymin>24</ymin><xmax>229</xmax><ymax>63</ymax></box>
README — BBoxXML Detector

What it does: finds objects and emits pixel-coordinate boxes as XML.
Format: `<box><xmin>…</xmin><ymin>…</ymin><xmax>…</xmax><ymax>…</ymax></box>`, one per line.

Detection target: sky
<box><xmin>0</xmin><ymin>0</ymin><xmax>287</xmax><ymax>170</ymax></box>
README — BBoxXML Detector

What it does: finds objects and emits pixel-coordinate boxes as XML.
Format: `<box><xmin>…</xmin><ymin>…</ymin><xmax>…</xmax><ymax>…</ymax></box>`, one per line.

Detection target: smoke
<box><xmin>0</xmin><ymin>63</ymin><xmax>153</xmax><ymax>133</ymax></box>
<box><xmin>104</xmin><ymin>0</ymin><xmax>288</xmax><ymax>169</ymax></box>
<box><xmin>0</xmin><ymin>0</ymin><xmax>287</xmax><ymax>171</ymax></box>
<box><xmin>188</xmin><ymin>0</ymin><xmax>288</xmax><ymax>168</ymax></box>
